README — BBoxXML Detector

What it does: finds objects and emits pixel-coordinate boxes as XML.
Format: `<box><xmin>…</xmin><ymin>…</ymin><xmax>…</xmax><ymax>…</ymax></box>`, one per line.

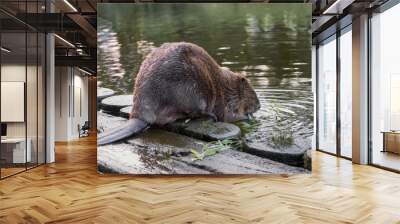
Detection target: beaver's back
<box><xmin>136</xmin><ymin>42</ymin><xmax>221</xmax><ymax>82</ymax></box>
<box><xmin>130</xmin><ymin>42</ymin><xmax>225</xmax><ymax>124</ymax></box>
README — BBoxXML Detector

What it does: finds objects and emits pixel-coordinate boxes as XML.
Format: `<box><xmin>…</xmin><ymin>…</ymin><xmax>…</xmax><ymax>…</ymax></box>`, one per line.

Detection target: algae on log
<box><xmin>100</xmin><ymin>107</ymin><xmax>310</xmax><ymax>171</ymax></box>
<box><xmin>177</xmin><ymin>149</ymin><xmax>307</xmax><ymax>174</ymax></box>
<box><xmin>98</xmin><ymin>143</ymin><xmax>210</xmax><ymax>174</ymax></box>
<box><xmin>243</xmin><ymin>141</ymin><xmax>310</xmax><ymax>169</ymax></box>
<box><xmin>97</xmin><ymin>133</ymin><xmax>307</xmax><ymax>174</ymax></box>
<box><xmin>98</xmin><ymin>113</ymin><xmax>209</xmax><ymax>174</ymax></box>
<box><xmin>303</xmin><ymin>150</ymin><xmax>312</xmax><ymax>171</ymax></box>
<box><xmin>97</xmin><ymin>113</ymin><xmax>307</xmax><ymax>174</ymax></box>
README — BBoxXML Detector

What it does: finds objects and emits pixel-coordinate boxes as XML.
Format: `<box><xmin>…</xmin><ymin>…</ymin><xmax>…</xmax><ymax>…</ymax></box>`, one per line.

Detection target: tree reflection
<box><xmin>97</xmin><ymin>3</ymin><xmax>313</xmax><ymax>144</ymax></box>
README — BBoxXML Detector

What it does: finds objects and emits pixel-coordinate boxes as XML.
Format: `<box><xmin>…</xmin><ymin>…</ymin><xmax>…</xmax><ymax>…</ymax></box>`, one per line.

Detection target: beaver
<box><xmin>98</xmin><ymin>42</ymin><xmax>260</xmax><ymax>145</ymax></box>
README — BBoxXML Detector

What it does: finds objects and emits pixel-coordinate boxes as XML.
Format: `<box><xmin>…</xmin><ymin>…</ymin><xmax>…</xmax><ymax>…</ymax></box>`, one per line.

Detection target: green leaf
<box><xmin>204</xmin><ymin>148</ymin><xmax>217</xmax><ymax>157</ymax></box>
<box><xmin>191</xmin><ymin>149</ymin><xmax>204</xmax><ymax>161</ymax></box>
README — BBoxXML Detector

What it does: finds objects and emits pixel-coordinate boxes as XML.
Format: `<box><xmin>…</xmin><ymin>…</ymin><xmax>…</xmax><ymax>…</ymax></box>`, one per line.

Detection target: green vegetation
<box><xmin>160</xmin><ymin>148</ymin><xmax>173</xmax><ymax>161</ymax></box>
<box><xmin>271</xmin><ymin>131</ymin><xmax>294</xmax><ymax>147</ymax></box>
<box><xmin>235</xmin><ymin>119</ymin><xmax>260</xmax><ymax>134</ymax></box>
<box><xmin>191</xmin><ymin>139</ymin><xmax>241</xmax><ymax>161</ymax></box>
<box><xmin>200</xmin><ymin>120</ymin><xmax>212</xmax><ymax>129</ymax></box>
<box><xmin>269</xmin><ymin>104</ymin><xmax>294</xmax><ymax>148</ymax></box>
<box><xmin>200</xmin><ymin>120</ymin><xmax>217</xmax><ymax>132</ymax></box>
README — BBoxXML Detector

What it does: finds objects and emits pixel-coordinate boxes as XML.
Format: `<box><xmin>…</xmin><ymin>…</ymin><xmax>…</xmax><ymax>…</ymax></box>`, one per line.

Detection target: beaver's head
<box><xmin>222</xmin><ymin>68</ymin><xmax>261</xmax><ymax>122</ymax></box>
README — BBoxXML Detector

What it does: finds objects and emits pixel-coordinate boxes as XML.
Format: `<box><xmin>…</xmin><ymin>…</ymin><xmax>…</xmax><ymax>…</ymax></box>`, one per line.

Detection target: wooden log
<box><xmin>97</xmin><ymin>87</ymin><xmax>115</xmax><ymax>103</ymax></box>
<box><xmin>98</xmin><ymin>143</ymin><xmax>210</xmax><ymax>174</ymax></box>
<box><xmin>120</xmin><ymin>106</ymin><xmax>132</xmax><ymax>119</ymax></box>
<box><xmin>165</xmin><ymin>118</ymin><xmax>241</xmax><ymax>141</ymax></box>
<box><xmin>243</xmin><ymin>141</ymin><xmax>310</xmax><ymax>169</ymax></box>
<box><xmin>101</xmin><ymin>95</ymin><xmax>133</xmax><ymax>115</ymax></box>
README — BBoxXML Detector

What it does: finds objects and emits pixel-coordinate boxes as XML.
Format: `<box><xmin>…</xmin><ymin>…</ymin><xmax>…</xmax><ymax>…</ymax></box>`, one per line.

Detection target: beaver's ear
<box><xmin>239</xmin><ymin>77</ymin><xmax>246</xmax><ymax>96</ymax></box>
<box><xmin>240</xmin><ymin>77</ymin><xmax>247</xmax><ymax>86</ymax></box>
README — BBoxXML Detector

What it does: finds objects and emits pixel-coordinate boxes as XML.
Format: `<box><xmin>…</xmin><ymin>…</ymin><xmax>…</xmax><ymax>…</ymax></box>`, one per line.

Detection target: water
<box><xmin>98</xmin><ymin>4</ymin><xmax>313</xmax><ymax>150</ymax></box>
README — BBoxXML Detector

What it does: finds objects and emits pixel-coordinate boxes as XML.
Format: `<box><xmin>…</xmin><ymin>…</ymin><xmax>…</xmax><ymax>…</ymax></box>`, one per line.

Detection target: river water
<box><xmin>98</xmin><ymin>4</ymin><xmax>313</xmax><ymax>151</ymax></box>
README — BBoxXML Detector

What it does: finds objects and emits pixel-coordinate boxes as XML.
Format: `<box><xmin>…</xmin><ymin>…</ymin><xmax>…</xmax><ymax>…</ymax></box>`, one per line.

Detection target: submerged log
<box><xmin>98</xmin><ymin>143</ymin><xmax>210</xmax><ymax>175</ymax></box>
<box><xmin>97</xmin><ymin>111</ymin><xmax>127</xmax><ymax>134</ymax></box>
<box><xmin>119</xmin><ymin>106</ymin><xmax>241</xmax><ymax>141</ymax></box>
<box><xmin>120</xmin><ymin>106</ymin><xmax>131</xmax><ymax>119</ymax></box>
<box><xmin>178</xmin><ymin>149</ymin><xmax>307</xmax><ymax>174</ymax></box>
<box><xmin>98</xmin><ymin>112</ymin><xmax>307</xmax><ymax>174</ymax></box>
<box><xmin>97</xmin><ymin>87</ymin><xmax>115</xmax><ymax>103</ymax></box>
<box><xmin>165</xmin><ymin>118</ymin><xmax>241</xmax><ymax>141</ymax></box>
<box><xmin>243</xmin><ymin>141</ymin><xmax>310</xmax><ymax>169</ymax></box>
<box><xmin>101</xmin><ymin>95</ymin><xmax>133</xmax><ymax>115</ymax></box>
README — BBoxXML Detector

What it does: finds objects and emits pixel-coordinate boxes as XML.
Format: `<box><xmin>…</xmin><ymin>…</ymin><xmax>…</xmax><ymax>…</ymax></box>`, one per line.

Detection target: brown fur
<box><xmin>130</xmin><ymin>42</ymin><xmax>260</xmax><ymax>125</ymax></box>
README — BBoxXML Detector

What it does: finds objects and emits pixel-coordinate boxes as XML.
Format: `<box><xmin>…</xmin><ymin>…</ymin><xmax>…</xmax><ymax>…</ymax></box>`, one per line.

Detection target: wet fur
<box><xmin>99</xmin><ymin>42</ymin><xmax>260</xmax><ymax>145</ymax></box>
<box><xmin>131</xmin><ymin>42</ymin><xmax>260</xmax><ymax>124</ymax></box>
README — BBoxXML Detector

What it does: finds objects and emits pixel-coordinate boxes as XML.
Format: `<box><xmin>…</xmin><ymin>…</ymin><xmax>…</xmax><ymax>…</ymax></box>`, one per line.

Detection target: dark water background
<box><xmin>98</xmin><ymin>4</ymin><xmax>313</xmax><ymax>150</ymax></box>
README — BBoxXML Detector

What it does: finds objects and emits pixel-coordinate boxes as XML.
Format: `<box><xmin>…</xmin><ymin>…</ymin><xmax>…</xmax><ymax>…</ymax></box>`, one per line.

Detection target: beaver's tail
<box><xmin>98</xmin><ymin>118</ymin><xmax>149</xmax><ymax>146</ymax></box>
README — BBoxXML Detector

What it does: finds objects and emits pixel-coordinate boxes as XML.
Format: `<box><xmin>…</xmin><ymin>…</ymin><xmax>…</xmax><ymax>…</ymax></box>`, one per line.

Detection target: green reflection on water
<box><xmin>98</xmin><ymin>3</ymin><xmax>313</xmax><ymax>146</ymax></box>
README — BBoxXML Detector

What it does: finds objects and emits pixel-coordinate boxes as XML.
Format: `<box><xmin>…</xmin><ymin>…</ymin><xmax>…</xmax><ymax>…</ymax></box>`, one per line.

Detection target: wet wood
<box><xmin>120</xmin><ymin>106</ymin><xmax>131</xmax><ymax>118</ymax></box>
<box><xmin>100</xmin><ymin>95</ymin><xmax>133</xmax><ymax>114</ymax></box>
<box><xmin>165</xmin><ymin>118</ymin><xmax>241</xmax><ymax>141</ymax></box>
<box><xmin>97</xmin><ymin>87</ymin><xmax>115</xmax><ymax>102</ymax></box>
<box><xmin>244</xmin><ymin>141</ymin><xmax>310</xmax><ymax>168</ymax></box>
<box><xmin>98</xmin><ymin>128</ymin><xmax>306</xmax><ymax>175</ymax></box>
